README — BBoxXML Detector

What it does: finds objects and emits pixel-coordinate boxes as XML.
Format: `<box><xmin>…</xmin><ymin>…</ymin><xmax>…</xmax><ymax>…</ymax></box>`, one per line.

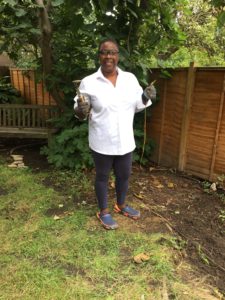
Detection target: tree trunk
<box><xmin>36</xmin><ymin>0</ymin><xmax>66</xmax><ymax>109</ymax></box>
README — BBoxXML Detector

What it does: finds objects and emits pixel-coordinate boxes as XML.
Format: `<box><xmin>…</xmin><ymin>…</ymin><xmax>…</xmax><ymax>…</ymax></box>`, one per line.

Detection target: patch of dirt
<box><xmin>0</xmin><ymin>138</ymin><xmax>50</xmax><ymax>170</ymax></box>
<box><xmin>1</xmin><ymin>138</ymin><xmax>225</xmax><ymax>296</ymax></box>
<box><xmin>128</xmin><ymin>167</ymin><xmax>225</xmax><ymax>295</ymax></box>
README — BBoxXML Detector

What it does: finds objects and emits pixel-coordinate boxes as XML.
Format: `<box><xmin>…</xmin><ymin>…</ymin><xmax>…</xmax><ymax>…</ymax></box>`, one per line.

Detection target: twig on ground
<box><xmin>145</xmin><ymin>205</ymin><xmax>225</xmax><ymax>274</ymax></box>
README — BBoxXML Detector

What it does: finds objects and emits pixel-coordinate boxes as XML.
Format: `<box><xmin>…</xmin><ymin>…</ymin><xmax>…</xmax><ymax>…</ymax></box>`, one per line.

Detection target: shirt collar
<box><xmin>96</xmin><ymin>67</ymin><xmax>122</xmax><ymax>80</ymax></box>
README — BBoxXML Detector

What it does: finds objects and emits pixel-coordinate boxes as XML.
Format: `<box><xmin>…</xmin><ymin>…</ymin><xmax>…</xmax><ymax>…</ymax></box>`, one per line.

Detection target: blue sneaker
<box><xmin>96</xmin><ymin>212</ymin><xmax>119</xmax><ymax>230</ymax></box>
<box><xmin>114</xmin><ymin>204</ymin><xmax>140</xmax><ymax>220</ymax></box>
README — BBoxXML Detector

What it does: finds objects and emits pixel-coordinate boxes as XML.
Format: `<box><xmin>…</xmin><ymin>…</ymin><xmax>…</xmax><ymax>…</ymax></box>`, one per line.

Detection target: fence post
<box><xmin>178</xmin><ymin>62</ymin><xmax>196</xmax><ymax>171</ymax></box>
<box><xmin>157</xmin><ymin>79</ymin><xmax>167</xmax><ymax>165</ymax></box>
<box><xmin>209</xmin><ymin>73</ymin><xmax>225</xmax><ymax>181</ymax></box>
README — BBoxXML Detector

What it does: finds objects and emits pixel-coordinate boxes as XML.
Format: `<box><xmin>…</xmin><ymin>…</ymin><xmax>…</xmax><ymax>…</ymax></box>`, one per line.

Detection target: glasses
<box><xmin>99</xmin><ymin>50</ymin><xmax>119</xmax><ymax>56</ymax></box>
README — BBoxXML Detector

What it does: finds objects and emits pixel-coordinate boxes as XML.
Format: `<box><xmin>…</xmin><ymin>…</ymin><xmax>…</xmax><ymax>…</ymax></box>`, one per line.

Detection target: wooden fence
<box><xmin>148</xmin><ymin>64</ymin><xmax>225</xmax><ymax>181</ymax></box>
<box><xmin>10</xmin><ymin>68</ymin><xmax>56</xmax><ymax>106</ymax></box>
<box><xmin>7</xmin><ymin>66</ymin><xmax>225</xmax><ymax>181</ymax></box>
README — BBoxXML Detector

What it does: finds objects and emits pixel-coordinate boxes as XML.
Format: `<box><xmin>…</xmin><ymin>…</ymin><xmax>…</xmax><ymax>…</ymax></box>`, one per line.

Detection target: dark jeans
<box><xmin>92</xmin><ymin>150</ymin><xmax>133</xmax><ymax>210</ymax></box>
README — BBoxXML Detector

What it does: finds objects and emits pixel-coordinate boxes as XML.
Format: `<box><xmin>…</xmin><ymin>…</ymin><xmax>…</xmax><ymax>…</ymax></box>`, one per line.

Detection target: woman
<box><xmin>74</xmin><ymin>38</ymin><xmax>156</xmax><ymax>229</ymax></box>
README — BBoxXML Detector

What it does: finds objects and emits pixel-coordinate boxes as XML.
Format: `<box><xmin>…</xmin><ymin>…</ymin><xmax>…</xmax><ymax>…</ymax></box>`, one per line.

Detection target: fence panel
<box><xmin>213</xmin><ymin>74</ymin><xmax>225</xmax><ymax>179</ymax></box>
<box><xmin>10</xmin><ymin>68</ymin><xmax>56</xmax><ymax>106</ymax></box>
<box><xmin>148</xmin><ymin>66</ymin><xmax>225</xmax><ymax>181</ymax></box>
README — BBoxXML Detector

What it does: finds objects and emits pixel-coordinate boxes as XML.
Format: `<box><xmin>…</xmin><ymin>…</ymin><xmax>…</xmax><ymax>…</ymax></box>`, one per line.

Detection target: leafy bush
<box><xmin>41</xmin><ymin>124</ymin><xmax>93</xmax><ymax>170</ymax></box>
<box><xmin>0</xmin><ymin>76</ymin><xmax>25</xmax><ymax>104</ymax></box>
<box><xmin>41</xmin><ymin>108</ymin><xmax>155</xmax><ymax>171</ymax></box>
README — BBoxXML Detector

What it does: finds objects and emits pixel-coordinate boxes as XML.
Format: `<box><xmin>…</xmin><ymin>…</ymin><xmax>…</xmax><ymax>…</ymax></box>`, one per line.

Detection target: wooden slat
<box><xmin>36</xmin><ymin>109</ymin><xmax>40</xmax><ymax>127</ymax></box>
<box><xmin>18</xmin><ymin>108</ymin><xmax>21</xmax><ymax>126</ymax></box>
<box><xmin>209</xmin><ymin>73</ymin><xmax>225</xmax><ymax>180</ymax></box>
<box><xmin>12</xmin><ymin>108</ymin><xmax>16</xmax><ymax>126</ymax></box>
<box><xmin>22</xmin><ymin>108</ymin><xmax>25</xmax><ymax>127</ymax></box>
<box><xmin>3</xmin><ymin>108</ymin><xmax>6</xmax><ymax>126</ymax></box>
<box><xmin>32</xmin><ymin>108</ymin><xmax>36</xmax><ymax>127</ymax></box>
<box><xmin>158</xmin><ymin>80</ymin><xmax>167</xmax><ymax>164</ymax></box>
<box><xmin>27</xmin><ymin>108</ymin><xmax>31</xmax><ymax>127</ymax></box>
<box><xmin>0</xmin><ymin>104</ymin><xmax>60</xmax><ymax>128</ymax></box>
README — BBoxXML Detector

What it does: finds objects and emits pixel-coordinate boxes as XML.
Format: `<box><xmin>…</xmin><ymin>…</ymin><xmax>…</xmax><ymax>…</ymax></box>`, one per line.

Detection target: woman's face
<box><xmin>99</xmin><ymin>41</ymin><xmax>119</xmax><ymax>75</ymax></box>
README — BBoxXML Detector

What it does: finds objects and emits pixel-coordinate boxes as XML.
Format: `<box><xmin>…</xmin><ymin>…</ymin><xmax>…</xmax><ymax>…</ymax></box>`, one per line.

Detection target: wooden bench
<box><xmin>0</xmin><ymin>104</ymin><xmax>60</xmax><ymax>144</ymax></box>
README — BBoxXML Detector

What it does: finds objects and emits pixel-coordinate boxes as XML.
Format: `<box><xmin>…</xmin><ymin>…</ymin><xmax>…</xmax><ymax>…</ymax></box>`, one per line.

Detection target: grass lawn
<box><xmin>0</xmin><ymin>161</ymin><xmax>222</xmax><ymax>300</ymax></box>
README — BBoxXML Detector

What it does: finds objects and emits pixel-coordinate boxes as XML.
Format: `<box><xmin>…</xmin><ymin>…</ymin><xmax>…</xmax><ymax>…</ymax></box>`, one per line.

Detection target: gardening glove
<box><xmin>77</xmin><ymin>96</ymin><xmax>90</xmax><ymax>118</ymax></box>
<box><xmin>142</xmin><ymin>83</ymin><xmax>157</xmax><ymax>105</ymax></box>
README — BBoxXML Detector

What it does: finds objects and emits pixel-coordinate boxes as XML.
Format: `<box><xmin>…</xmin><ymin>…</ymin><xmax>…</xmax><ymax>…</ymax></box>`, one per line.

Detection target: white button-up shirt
<box><xmin>74</xmin><ymin>67</ymin><xmax>152</xmax><ymax>155</ymax></box>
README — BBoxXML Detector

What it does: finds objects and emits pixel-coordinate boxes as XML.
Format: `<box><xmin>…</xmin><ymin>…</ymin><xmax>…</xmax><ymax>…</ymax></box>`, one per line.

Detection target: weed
<box><xmin>202</xmin><ymin>180</ymin><xmax>211</xmax><ymax>193</ymax></box>
<box><xmin>217</xmin><ymin>174</ymin><xmax>225</xmax><ymax>188</ymax></box>
<box><xmin>218</xmin><ymin>210</ymin><xmax>225</xmax><ymax>222</ymax></box>
<box><xmin>197</xmin><ymin>245</ymin><xmax>209</xmax><ymax>265</ymax></box>
<box><xmin>218</xmin><ymin>193</ymin><xmax>225</xmax><ymax>203</ymax></box>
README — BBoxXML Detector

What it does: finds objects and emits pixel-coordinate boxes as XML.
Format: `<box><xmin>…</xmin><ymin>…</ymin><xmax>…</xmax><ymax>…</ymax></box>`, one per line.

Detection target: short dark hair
<box><xmin>98</xmin><ymin>38</ymin><xmax>119</xmax><ymax>51</ymax></box>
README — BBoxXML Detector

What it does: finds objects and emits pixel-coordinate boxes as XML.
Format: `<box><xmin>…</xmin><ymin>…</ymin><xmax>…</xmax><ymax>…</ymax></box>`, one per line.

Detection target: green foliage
<box><xmin>0</xmin><ymin>0</ymin><xmax>191</xmax><ymax>102</ymax></box>
<box><xmin>0</xmin><ymin>76</ymin><xmax>25</xmax><ymax>104</ymax></box>
<box><xmin>210</xmin><ymin>0</ymin><xmax>225</xmax><ymax>27</ymax></box>
<box><xmin>41</xmin><ymin>109</ymin><xmax>155</xmax><ymax>171</ymax></box>
<box><xmin>41</xmin><ymin>120</ymin><xmax>93</xmax><ymax>171</ymax></box>
<box><xmin>1</xmin><ymin>0</ymin><xmax>224</xmax><ymax>105</ymax></box>
<box><xmin>47</xmin><ymin>109</ymin><xmax>78</xmax><ymax>130</ymax></box>
<box><xmin>202</xmin><ymin>180</ymin><xmax>212</xmax><ymax>193</ymax></box>
<box><xmin>157</xmin><ymin>0</ymin><xmax>225</xmax><ymax>67</ymax></box>
<box><xmin>40</xmin><ymin>110</ymin><xmax>93</xmax><ymax>171</ymax></box>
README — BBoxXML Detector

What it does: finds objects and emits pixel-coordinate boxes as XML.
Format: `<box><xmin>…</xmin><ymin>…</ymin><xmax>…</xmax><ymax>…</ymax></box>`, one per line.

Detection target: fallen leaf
<box><xmin>210</xmin><ymin>182</ymin><xmax>217</xmax><ymax>191</ymax></box>
<box><xmin>156</xmin><ymin>184</ymin><xmax>164</xmax><ymax>189</ymax></box>
<box><xmin>133</xmin><ymin>193</ymin><xmax>144</xmax><ymax>200</ymax></box>
<box><xmin>133</xmin><ymin>253</ymin><xmax>150</xmax><ymax>264</ymax></box>
<box><xmin>167</xmin><ymin>182</ymin><xmax>174</xmax><ymax>188</ymax></box>
<box><xmin>182</xmin><ymin>183</ymin><xmax>188</xmax><ymax>188</ymax></box>
<box><xmin>140</xmin><ymin>203</ymin><xmax>148</xmax><ymax>209</ymax></box>
<box><xmin>110</xmin><ymin>180</ymin><xmax>115</xmax><ymax>188</ymax></box>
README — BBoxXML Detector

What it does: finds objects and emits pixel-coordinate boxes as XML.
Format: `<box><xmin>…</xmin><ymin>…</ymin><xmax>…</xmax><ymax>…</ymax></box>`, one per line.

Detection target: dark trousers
<box><xmin>92</xmin><ymin>151</ymin><xmax>132</xmax><ymax>210</ymax></box>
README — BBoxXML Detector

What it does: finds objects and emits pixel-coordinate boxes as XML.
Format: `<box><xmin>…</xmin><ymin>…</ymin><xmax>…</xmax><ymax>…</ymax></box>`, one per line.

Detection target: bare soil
<box><xmin>1</xmin><ymin>138</ymin><xmax>225</xmax><ymax>296</ymax></box>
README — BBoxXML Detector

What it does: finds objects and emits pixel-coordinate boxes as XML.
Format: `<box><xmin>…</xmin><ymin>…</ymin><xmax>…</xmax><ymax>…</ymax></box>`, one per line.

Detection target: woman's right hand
<box><xmin>77</xmin><ymin>98</ymin><xmax>90</xmax><ymax>117</ymax></box>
